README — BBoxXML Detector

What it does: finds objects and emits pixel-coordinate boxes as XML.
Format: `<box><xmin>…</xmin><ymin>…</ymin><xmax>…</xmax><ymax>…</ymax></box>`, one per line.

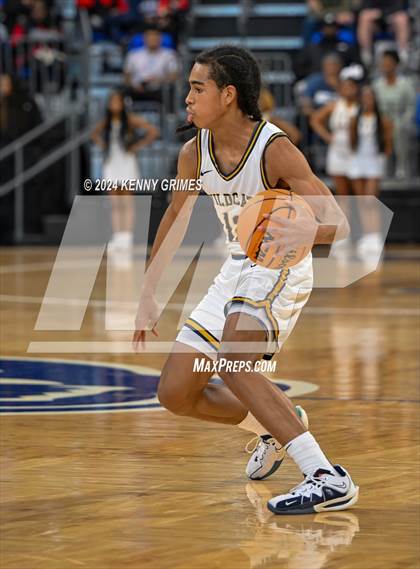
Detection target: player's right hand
<box><xmin>132</xmin><ymin>295</ymin><xmax>160</xmax><ymax>351</ymax></box>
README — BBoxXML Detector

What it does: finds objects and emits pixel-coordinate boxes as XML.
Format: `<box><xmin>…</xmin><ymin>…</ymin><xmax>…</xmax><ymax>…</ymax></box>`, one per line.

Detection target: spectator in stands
<box><xmin>77</xmin><ymin>0</ymin><xmax>129</xmax><ymax>42</ymax></box>
<box><xmin>105</xmin><ymin>0</ymin><xmax>143</xmax><ymax>44</ymax></box>
<box><xmin>349</xmin><ymin>85</ymin><xmax>393</xmax><ymax>259</ymax></box>
<box><xmin>0</xmin><ymin>72</ymin><xmax>43</xmax><ymax>236</ymax></box>
<box><xmin>357</xmin><ymin>0</ymin><xmax>410</xmax><ymax>67</ymax></box>
<box><xmin>299</xmin><ymin>52</ymin><xmax>342</xmax><ymax>117</ymax></box>
<box><xmin>302</xmin><ymin>0</ymin><xmax>355</xmax><ymax>45</ymax></box>
<box><xmin>124</xmin><ymin>26</ymin><xmax>179</xmax><ymax>102</ymax></box>
<box><xmin>91</xmin><ymin>90</ymin><xmax>159</xmax><ymax>253</ymax></box>
<box><xmin>297</xmin><ymin>13</ymin><xmax>359</xmax><ymax>78</ymax></box>
<box><xmin>28</xmin><ymin>0</ymin><xmax>59</xmax><ymax>34</ymax></box>
<box><xmin>0</xmin><ymin>73</ymin><xmax>42</xmax><ymax>145</ymax></box>
<box><xmin>157</xmin><ymin>0</ymin><xmax>189</xmax><ymax>45</ymax></box>
<box><xmin>373</xmin><ymin>50</ymin><xmax>415</xmax><ymax>178</ymax></box>
<box><xmin>259</xmin><ymin>87</ymin><xmax>302</xmax><ymax>146</ymax></box>
<box><xmin>3</xmin><ymin>0</ymin><xmax>32</xmax><ymax>38</ymax></box>
<box><xmin>302</xmin><ymin>0</ymin><xmax>324</xmax><ymax>45</ymax></box>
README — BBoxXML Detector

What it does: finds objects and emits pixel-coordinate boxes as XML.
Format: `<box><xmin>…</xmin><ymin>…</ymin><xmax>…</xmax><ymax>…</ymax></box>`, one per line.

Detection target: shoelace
<box><xmin>289</xmin><ymin>472</ymin><xmax>327</xmax><ymax>497</ymax></box>
<box><xmin>245</xmin><ymin>436</ymin><xmax>263</xmax><ymax>454</ymax></box>
<box><xmin>245</xmin><ymin>436</ymin><xmax>279</xmax><ymax>461</ymax></box>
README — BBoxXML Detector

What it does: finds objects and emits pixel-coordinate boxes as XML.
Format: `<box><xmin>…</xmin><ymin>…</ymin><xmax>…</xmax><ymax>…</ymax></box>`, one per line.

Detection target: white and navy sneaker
<box><xmin>267</xmin><ymin>465</ymin><xmax>359</xmax><ymax>515</ymax></box>
<box><xmin>245</xmin><ymin>406</ymin><xmax>308</xmax><ymax>481</ymax></box>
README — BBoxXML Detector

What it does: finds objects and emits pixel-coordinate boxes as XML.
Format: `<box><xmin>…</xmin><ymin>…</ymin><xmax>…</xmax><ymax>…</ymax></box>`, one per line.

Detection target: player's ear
<box><xmin>223</xmin><ymin>84</ymin><xmax>237</xmax><ymax>107</ymax></box>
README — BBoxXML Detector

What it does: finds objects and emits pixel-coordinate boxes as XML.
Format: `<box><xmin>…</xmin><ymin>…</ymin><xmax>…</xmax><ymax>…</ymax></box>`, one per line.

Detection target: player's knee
<box><xmin>216</xmin><ymin>354</ymin><xmax>251</xmax><ymax>386</ymax></box>
<box><xmin>157</xmin><ymin>376</ymin><xmax>195</xmax><ymax>416</ymax></box>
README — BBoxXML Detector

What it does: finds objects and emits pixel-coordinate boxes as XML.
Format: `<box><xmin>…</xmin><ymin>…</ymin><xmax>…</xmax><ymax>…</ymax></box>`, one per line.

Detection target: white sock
<box><xmin>286</xmin><ymin>431</ymin><xmax>333</xmax><ymax>475</ymax></box>
<box><xmin>119</xmin><ymin>231</ymin><xmax>133</xmax><ymax>245</ymax></box>
<box><xmin>111</xmin><ymin>231</ymin><xmax>133</xmax><ymax>247</ymax></box>
<box><xmin>111</xmin><ymin>231</ymin><xmax>124</xmax><ymax>243</ymax></box>
<box><xmin>237</xmin><ymin>412</ymin><xmax>269</xmax><ymax>437</ymax></box>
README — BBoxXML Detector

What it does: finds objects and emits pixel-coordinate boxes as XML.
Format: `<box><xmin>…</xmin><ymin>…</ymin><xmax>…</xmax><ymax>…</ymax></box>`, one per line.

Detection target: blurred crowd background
<box><xmin>0</xmin><ymin>0</ymin><xmax>419</xmax><ymax>245</ymax></box>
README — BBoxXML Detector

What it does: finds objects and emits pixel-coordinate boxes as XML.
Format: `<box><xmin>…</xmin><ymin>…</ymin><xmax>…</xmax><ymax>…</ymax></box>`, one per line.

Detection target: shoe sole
<box><xmin>267</xmin><ymin>486</ymin><xmax>359</xmax><ymax>515</ymax></box>
<box><xmin>247</xmin><ymin>405</ymin><xmax>309</xmax><ymax>481</ymax></box>
<box><xmin>248</xmin><ymin>454</ymin><xmax>285</xmax><ymax>480</ymax></box>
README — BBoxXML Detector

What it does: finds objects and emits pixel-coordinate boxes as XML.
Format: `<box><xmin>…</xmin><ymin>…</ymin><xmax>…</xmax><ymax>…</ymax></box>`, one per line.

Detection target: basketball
<box><xmin>237</xmin><ymin>189</ymin><xmax>315</xmax><ymax>269</ymax></box>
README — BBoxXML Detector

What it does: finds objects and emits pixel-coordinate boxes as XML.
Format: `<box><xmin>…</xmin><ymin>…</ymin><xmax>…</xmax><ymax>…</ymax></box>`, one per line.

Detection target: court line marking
<box><xmin>0</xmin><ymin>356</ymin><xmax>318</xmax><ymax>414</ymax></box>
<box><xmin>0</xmin><ymin>259</ymin><xmax>101</xmax><ymax>274</ymax></box>
<box><xmin>2</xmin><ymin>248</ymin><xmax>420</xmax><ymax>274</ymax></box>
<box><xmin>299</xmin><ymin>395</ymin><xmax>420</xmax><ymax>404</ymax></box>
<box><xmin>1</xmin><ymin>294</ymin><xmax>418</xmax><ymax>317</ymax></box>
<box><xmin>1</xmin><ymin>356</ymin><xmax>417</xmax><ymax>409</ymax></box>
<box><xmin>0</xmin><ymin>252</ymin><xmax>216</xmax><ymax>274</ymax></box>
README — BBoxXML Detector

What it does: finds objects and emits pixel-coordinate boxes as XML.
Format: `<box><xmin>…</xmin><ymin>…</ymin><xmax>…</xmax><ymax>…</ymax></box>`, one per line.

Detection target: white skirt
<box><xmin>326</xmin><ymin>146</ymin><xmax>352</xmax><ymax>177</ymax></box>
<box><xmin>348</xmin><ymin>152</ymin><xmax>385</xmax><ymax>179</ymax></box>
<box><xmin>103</xmin><ymin>147</ymin><xmax>140</xmax><ymax>183</ymax></box>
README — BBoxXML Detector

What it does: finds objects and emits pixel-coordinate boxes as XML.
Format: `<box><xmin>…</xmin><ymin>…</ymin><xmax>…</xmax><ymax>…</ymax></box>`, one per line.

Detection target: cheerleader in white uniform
<box><xmin>349</xmin><ymin>85</ymin><xmax>393</xmax><ymax>258</ymax></box>
<box><xmin>91</xmin><ymin>91</ymin><xmax>159</xmax><ymax>251</ymax></box>
<box><xmin>310</xmin><ymin>78</ymin><xmax>359</xmax><ymax>258</ymax></box>
<box><xmin>311</xmin><ymin>77</ymin><xmax>359</xmax><ymax>195</ymax></box>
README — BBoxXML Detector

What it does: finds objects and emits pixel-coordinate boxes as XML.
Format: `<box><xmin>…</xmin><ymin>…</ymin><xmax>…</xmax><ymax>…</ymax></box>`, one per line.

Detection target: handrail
<box><xmin>79</xmin><ymin>8</ymin><xmax>93</xmax><ymax>45</ymax></box>
<box><xmin>0</xmin><ymin>126</ymin><xmax>92</xmax><ymax>197</ymax></box>
<box><xmin>0</xmin><ymin>101</ymin><xmax>87</xmax><ymax>162</ymax></box>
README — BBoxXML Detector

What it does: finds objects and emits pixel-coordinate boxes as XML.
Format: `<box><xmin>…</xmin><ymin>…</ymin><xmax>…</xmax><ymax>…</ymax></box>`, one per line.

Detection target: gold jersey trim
<box><xmin>184</xmin><ymin>317</ymin><xmax>220</xmax><ymax>350</ymax></box>
<box><xmin>208</xmin><ymin>120</ymin><xmax>266</xmax><ymax>181</ymax></box>
<box><xmin>195</xmin><ymin>129</ymin><xmax>202</xmax><ymax>180</ymax></box>
<box><xmin>260</xmin><ymin>132</ymin><xmax>289</xmax><ymax>190</ymax></box>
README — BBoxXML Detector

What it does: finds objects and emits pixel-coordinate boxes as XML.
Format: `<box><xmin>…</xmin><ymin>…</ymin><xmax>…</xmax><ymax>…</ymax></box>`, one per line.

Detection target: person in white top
<box><xmin>310</xmin><ymin>77</ymin><xmax>359</xmax><ymax>196</ymax></box>
<box><xmin>124</xmin><ymin>27</ymin><xmax>179</xmax><ymax>102</ymax></box>
<box><xmin>91</xmin><ymin>90</ymin><xmax>159</xmax><ymax>251</ymax></box>
<box><xmin>349</xmin><ymin>85</ymin><xmax>393</xmax><ymax>258</ymax></box>
<box><xmin>132</xmin><ymin>45</ymin><xmax>358</xmax><ymax>515</ymax></box>
<box><xmin>310</xmin><ymin>77</ymin><xmax>359</xmax><ymax>259</ymax></box>
<box><xmin>373</xmin><ymin>50</ymin><xmax>416</xmax><ymax>179</ymax></box>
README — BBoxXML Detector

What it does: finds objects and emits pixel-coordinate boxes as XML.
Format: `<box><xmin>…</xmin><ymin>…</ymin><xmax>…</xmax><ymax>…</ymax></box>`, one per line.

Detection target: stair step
<box><xmin>188</xmin><ymin>36</ymin><xmax>303</xmax><ymax>51</ymax></box>
<box><xmin>246</xmin><ymin>16</ymin><xmax>304</xmax><ymax>36</ymax></box>
<box><xmin>192</xmin><ymin>4</ymin><xmax>307</xmax><ymax>17</ymax></box>
<box><xmin>193</xmin><ymin>18</ymin><xmax>238</xmax><ymax>37</ymax></box>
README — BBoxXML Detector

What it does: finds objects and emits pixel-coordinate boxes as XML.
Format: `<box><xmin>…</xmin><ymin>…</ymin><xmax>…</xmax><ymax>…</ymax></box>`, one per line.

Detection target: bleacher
<box><xmin>188</xmin><ymin>1</ymin><xmax>306</xmax><ymax>53</ymax></box>
<box><xmin>0</xmin><ymin>0</ymin><xmax>419</xmax><ymax>244</ymax></box>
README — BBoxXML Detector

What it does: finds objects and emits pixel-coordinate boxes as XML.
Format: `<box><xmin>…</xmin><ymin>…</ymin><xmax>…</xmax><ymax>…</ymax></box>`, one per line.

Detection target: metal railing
<box><xmin>0</xmin><ymin>102</ymin><xmax>90</xmax><ymax>242</ymax></box>
<box><xmin>0</xmin><ymin>7</ymin><xmax>91</xmax><ymax>110</ymax></box>
<box><xmin>1</xmin><ymin>34</ymin><xmax>69</xmax><ymax>99</ymax></box>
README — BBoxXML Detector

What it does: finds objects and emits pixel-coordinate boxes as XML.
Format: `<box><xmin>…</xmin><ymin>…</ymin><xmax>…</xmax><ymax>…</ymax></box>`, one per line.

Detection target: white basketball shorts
<box><xmin>176</xmin><ymin>253</ymin><xmax>313</xmax><ymax>360</ymax></box>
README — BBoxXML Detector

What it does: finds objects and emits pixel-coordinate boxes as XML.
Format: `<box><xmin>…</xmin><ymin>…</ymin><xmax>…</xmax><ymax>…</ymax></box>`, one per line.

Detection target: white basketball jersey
<box><xmin>196</xmin><ymin>120</ymin><xmax>287</xmax><ymax>255</ymax></box>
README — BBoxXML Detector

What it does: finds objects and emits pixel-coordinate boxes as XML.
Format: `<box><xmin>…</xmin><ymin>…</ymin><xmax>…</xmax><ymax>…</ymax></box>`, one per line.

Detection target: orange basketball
<box><xmin>237</xmin><ymin>189</ymin><xmax>314</xmax><ymax>269</ymax></box>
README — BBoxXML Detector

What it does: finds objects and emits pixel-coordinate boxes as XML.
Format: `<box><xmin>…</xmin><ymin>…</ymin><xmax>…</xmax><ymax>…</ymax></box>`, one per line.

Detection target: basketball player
<box><xmin>133</xmin><ymin>46</ymin><xmax>359</xmax><ymax>515</ymax></box>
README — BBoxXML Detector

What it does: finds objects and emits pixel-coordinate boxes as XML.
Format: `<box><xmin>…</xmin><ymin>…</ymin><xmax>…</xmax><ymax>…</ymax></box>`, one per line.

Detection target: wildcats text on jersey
<box><xmin>211</xmin><ymin>193</ymin><xmax>253</xmax><ymax>208</ymax></box>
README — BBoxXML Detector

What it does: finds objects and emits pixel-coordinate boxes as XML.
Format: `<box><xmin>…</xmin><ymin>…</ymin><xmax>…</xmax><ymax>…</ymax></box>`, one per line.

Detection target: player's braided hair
<box><xmin>196</xmin><ymin>46</ymin><xmax>262</xmax><ymax>121</ymax></box>
<box><xmin>176</xmin><ymin>45</ymin><xmax>262</xmax><ymax>133</ymax></box>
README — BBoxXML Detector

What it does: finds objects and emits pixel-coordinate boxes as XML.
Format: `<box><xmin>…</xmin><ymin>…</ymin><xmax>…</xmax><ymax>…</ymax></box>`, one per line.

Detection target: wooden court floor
<box><xmin>0</xmin><ymin>245</ymin><xmax>419</xmax><ymax>569</ymax></box>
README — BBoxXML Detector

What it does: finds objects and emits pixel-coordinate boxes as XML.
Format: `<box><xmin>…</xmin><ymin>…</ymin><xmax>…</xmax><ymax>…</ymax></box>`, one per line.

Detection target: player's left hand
<box><xmin>132</xmin><ymin>294</ymin><xmax>160</xmax><ymax>351</ymax></box>
<box><xmin>259</xmin><ymin>205</ymin><xmax>318</xmax><ymax>255</ymax></box>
